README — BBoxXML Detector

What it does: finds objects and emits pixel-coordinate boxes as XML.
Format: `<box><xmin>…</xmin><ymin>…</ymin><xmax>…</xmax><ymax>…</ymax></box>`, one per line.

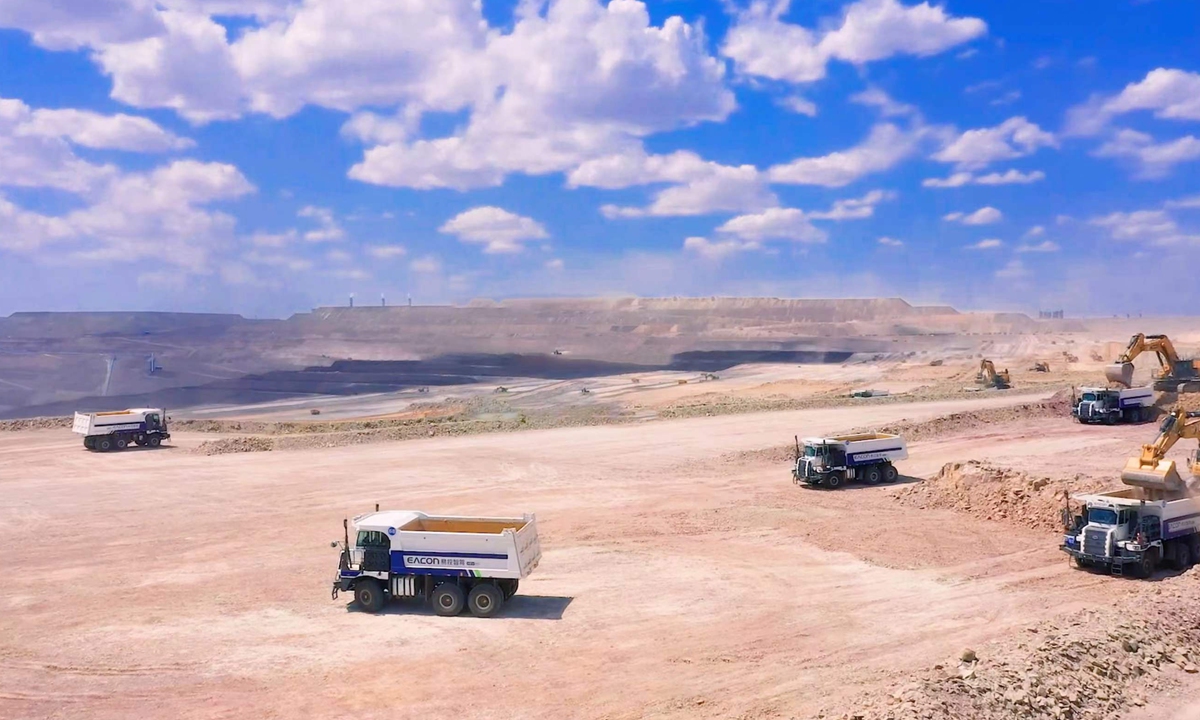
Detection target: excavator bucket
<box><xmin>1105</xmin><ymin>362</ymin><xmax>1135</xmax><ymax>388</ymax></box>
<box><xmin>1120</xmin><ymin>457</ymin><xmax>1185</xmax><ymax>492</ymax></box>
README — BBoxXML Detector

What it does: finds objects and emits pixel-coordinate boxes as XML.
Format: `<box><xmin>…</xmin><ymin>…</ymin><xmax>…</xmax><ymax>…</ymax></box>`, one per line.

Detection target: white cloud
<box><xmin>244</xmin><ymin>249</ymin><xmax>312</xmax><ymax>271</ymax></box>
<box><xmin>573</xmin><ymin>149</ymin><xmax>776</xmax><ymax>217</ymax></box>
<box><xmin>326</xmin><ymin>249</ymin><xmax>352</xmax><ymax>263</ymax></box>
<box><xmin>715</xmin><ymin>208</ymin><xmax>827</xmax><ymax>243</ymax></box>
<box><xmin>945</xmin><ymin>206</ymin><xmax>1002</xmax><ymax>225</ymax></box>
<box><xmin>0</xmin><ymin>194</ymin><xmax>74</xmax><ymax>252</ymax></box>
<box><xmin>250</xmin><ymin>230</ymin><xmax>297</xmax><ymax>247</ymax></box>
<box><xmin>1016</xmin><ymin>240</ymin><xmax>1059</xmax><ymax>253</ymax></box>
<box><xmin>17</xmin><ymin>107</ymin><xmax>193</xmax><ymax>151</ymax></box>
<box><xmin>923</xmin><ymin>168</ymin><xmax>1044</xmax><ymax>188</ymax></box>
<box><xmin>0</xmin><ymin>0</ymin><xmax>165</xmax><ymax>51</ymax></box>
<box><xmin>330</xmin><ymin>268</ymin><xmax>369</xmax><ymax>280</ymax></box>
<box><xmin>439</xmin><ymin>206</ymin><xmax>548</xmax><ymax>254</ymax></box>
<box><xmin>1025</xmin><ymin>225</ymin><xmax>1045</xmax><ymax>237</ymax></box>
<box><xmin>1165</xmin><ymin>195</ymin><xmax>1200</xmax><ymax>210</ymax></box>
<box><xmin>347</xmin><ymin>0</ymin><xmax>734</xmax><ymax>190</ymax></box>
<box><xmin>1090</xmin><ymin>210</ymin><xmax>1198</xmax><ymax>246</ymax></box>
<box><xmin>922</xmin><ymin>172</ymin><xmax>973</xmax><ymax>188</ymax></box>
<box><xmin>769</xmin><ymin>123</ymin><xmax>922</xmax><ymax>187</ymax></box>
<box><xmin>807</xmin><ymin>189</ymin><xmax>896</xmax><ymax>220</ymax></box>
<box><xmin>850</xmin><ymin>87</ymin><xmax>917</xmax><ymax>117</ymax></box>
<box><xmin>545</xmin><ymin>258</ymin><xmax>564</xmax><ymax>271</ymax></box>
<box><xmin>877</xmin><ymin>236</ymin><xmax>903</xmax><ymax>247</ymax></box>
<box><xmin>778</xmin><ymin>95</ymin><xmax>818</xmax><ymax>117</ymax></box>
<box><xmin>0</xmin><ymin>98</ymin><xmax>118</xmax><ymax>193</ymax></box>
<box><xmin>367</xmin><ymin>244</ymin><xmax>407</xmax><ymax>259</ymax></box>
<box><xmin>974</xmin><ymin>169</ymin><xmax>1045</xmax><ymax>185</ymax></box>
<box><xmin>932</xmin><ymin>117</ymin><xmax>1056</xmax><ymax>170</ymax></box>
<box><xmin>1067</xmin><ymin>68</ymin><xmax>1200</xmax><ymax>137</ymax></box>
<box><xmin>298</xmin><ymin>206</ymin><xmax>345</xmax><ymax>242</ymax></box>
<box><xmin>722</xmin><ymin>0</ymin><xmax>986</xmax><ymax>84</ymax></box>
<box><xmin>1092</xmin><ymin>129</ymin><xmax>1200</xmax><ymax>179</ymax></box>
<box><xmin>966</xmin><ymin>238</ymin><xmax>1003</xmax><ymax>250</ymax></box>
<box><xmin>989</xmin><ymin>90</ymin><xmax>1021</xmax><ymax>106</ymax></box>
<box><xmin>683</xmin><ymin>236</ymin><xmax>760</xmax><ymax>261</ymax></box>
<box><xmin>994</xmin><ymin>259</ymin><xmax>1027</xmax><ymax>279</ymax></box>
<box><xmin>95</xmin><ymin>10</ymin><xmax>245</xmax><ymax>123</ymax></box>
<box><xmin>410</xmin><ymin>254</ymin><xmax>442</xmax><ymax>274</ymax></box>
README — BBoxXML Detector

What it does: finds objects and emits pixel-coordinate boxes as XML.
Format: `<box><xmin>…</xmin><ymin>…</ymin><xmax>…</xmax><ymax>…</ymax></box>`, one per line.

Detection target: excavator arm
<box><xmin>1120</xmin><ymin>408</ymin><xmax>1200</xmax><ymax>492</ymax></box>
<box><xmin>1106</xmin><ymin>333</ymin><xmax>1180</xmax><ymax>387</ymax></box>
<box><xmin>976</xmin><ymin>359</ymin><xmax>1011</xmax><ymax>389</ymax></box>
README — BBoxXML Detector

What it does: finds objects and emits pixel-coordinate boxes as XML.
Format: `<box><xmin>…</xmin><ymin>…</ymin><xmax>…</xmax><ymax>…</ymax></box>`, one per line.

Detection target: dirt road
<box><xmin>0</xmin><ymin>392</ymin><xmax>1178</xmax><ymax>719</ymax></box>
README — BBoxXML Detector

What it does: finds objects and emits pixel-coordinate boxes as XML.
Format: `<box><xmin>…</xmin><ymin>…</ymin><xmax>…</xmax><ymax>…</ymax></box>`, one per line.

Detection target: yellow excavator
<box><xmin>976</xmin><ymin>359</ymin><xmax>1011</xmax><ymax>389</ymax></box>
<box><xmin>1105</xmin><ymin>333</ymin><xmax>1200</xmax><ymax>392</ymax></box>
<box><xmin>1120</xmin><ymin>407</ymin><xmax>1200</xmax><ymax>496</ymax></box>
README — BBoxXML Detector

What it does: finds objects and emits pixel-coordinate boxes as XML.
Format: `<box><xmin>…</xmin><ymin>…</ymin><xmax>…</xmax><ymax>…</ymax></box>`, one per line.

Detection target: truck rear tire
<box><xmin>432</xmin><ymin>583</ymin><xmax>465</xmax><ymax>616</ymax></box>
<box><xmin>115</xmin><ymin>437</ymin><xmax>128</xmax><ymax>450</ymax></box>
<box><xmin>864</xmin><ymin>466</ymin><xmax>882</xmax><ymax>485</ymax></box>
<box><xmin>499</xmin><ymin>579</ymin><xmax>519</xmax><ymax>600</ymax></box>
<box><xmin>883</xmin><ymin>464</ymin><xmax>899</xmax><ymax>483</ymax></box>
<box><xmin>354</xmin><ymin>579</ymin><xmax>385</xmax><ymax>613</ymax></box>
<box><xmin>97</xmin><ymin>437</ymin><xmax>113</xmax><ymax>452</ymax></box>
<box><xmin>467</xmin><ymin>583</ymin><xmax>504</xmax><ymax>618</ymax></box>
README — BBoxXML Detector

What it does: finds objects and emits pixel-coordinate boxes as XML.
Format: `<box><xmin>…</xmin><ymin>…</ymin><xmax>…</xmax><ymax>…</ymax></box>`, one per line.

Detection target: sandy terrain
<box><xmin>3</xmin><ymin>390</ymin><xmax>1197</xmax><ymax>720</ymax></box>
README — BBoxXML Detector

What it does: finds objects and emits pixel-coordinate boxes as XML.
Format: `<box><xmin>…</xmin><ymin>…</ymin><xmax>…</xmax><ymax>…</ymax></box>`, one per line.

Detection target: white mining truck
<box><xmin>1071</xmin><ymin>386</ymin><xmax>1155</xmax><ymax>424</ymax></box>
<box><xmin>333</xmin><ymin>509</ymin><xmax>542</xmax><ymax>617</ymax></box>
<box><xmin>1061</xmin><ymin>409</ymin><xmax>1200</xmax><ymax>576</ymax></box>
<box><xmin>792</xmin><ymin>432</ymin><xmax>908</xmax><ymax>488</ymax></box>
<box><xmin>72</xmin><ymin>408</ymin><xmax>170</xmax><ymax>451</ymax></box>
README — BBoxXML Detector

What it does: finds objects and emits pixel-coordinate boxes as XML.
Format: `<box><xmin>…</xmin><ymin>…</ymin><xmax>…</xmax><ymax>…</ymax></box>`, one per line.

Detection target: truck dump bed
<box><xmin>355</xmin><ymin>511</ymin><xmax>542</xmax><ymax>579</ymax></box>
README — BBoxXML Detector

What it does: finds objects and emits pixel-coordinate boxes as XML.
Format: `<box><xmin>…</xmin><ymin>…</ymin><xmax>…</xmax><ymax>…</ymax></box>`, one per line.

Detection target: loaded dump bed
<box><xmin>399</xmin><ymin>516</ymin><xmax>528</xmax><ymax>534</ymax></box>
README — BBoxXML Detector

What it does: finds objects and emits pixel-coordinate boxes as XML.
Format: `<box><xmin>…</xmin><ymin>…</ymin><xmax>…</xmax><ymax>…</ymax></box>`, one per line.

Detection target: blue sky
<box><xmin>0</xmin><ymin>0</ymin><xmax>1198</xmax><ymax>318</ymax></box>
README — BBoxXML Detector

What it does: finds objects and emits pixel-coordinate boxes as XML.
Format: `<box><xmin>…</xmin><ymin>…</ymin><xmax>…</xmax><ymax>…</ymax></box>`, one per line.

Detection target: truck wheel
<box><xmin>148</xmin><ymin>436</ymin><xmax>162</xmax><ymax>447</ymax></box>
<box><xmin>883</xmin><ymin>464</ymin><xmax>899</xmax><ymax>483</ymax></box>
<box><xmin>115</xmin><ymin>437</ymin><xmax>128</xmax><ymax>450</ymax></box>
<box><xmin>431</xmin><ymin>583</ymin><xmax>465</xmax><ymax>616</ymax></box>
<box><xmin>863</xmin><ymin>466</ymin><xmax>882</xmax><ymax>485</ymax></box>
<box><xmin>97</xmin><ymin>437</ymin><xmax>113</xmax><ymax>452</ymax></box>
<box><xmin>1136</xmin><ymin>554</ymin><xmax>1156</xmax><ymax>579</ymax></box>
<box><xmin>354</xmin><ymin>579</ymin><xmax>385</xmax><ymax>613</ymax></box>
<box><xmin>1177</xmin><ymin>542</ymin><xmax>1192</xmax><ymax>569</ymax></box>
<box><xmin>825</xmin><ymin>474</ymin><xmax>843</xmax><ymax>489</ymax></box>
<box><xmin>467</xmin><ymin>584</ymin><xmax>504</xmax><ymax>618</ymax></box>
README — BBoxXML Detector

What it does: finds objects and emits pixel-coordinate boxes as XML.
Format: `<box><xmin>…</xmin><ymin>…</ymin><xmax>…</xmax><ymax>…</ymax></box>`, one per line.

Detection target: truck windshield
<box><xmin>1087</xmin><ymin>508</ymin><xmax>1118</xmax><ymax>525</ymax></box>
<box><xmin>804</xmin><ymin>446</ymin><xmax>819</xmax><ymax>457</ymax></box>
<box><xmin>1081</xmin><ymin>392</ymin><xmax>1097</xmax><ymax>402</ymax></box>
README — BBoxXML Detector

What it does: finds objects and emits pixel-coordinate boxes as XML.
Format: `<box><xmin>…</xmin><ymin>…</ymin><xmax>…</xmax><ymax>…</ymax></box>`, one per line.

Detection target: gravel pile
<box><xmin>194</xmin><ymin>436</ymin><xmax>276</xmax><ymax>455</ymax></box>
<box><xmin>837</xmin><ymin>573</ymin><xmax>1200</xmax><ymax>720</ymax></box>
<box><xmin>892</xmin><ymin>460</ymin><xmax>1110</xmax><ymax>532</ymax></box>
<box><xmin>0</xmin><ymin>416</ymin><xmax>72</xmax><ymax>431</ymax></box>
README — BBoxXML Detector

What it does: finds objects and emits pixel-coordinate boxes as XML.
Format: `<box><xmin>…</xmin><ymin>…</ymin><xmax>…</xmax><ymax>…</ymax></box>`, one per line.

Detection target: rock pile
<box><xmin>893</xmin><ymin>460</ymin><xmax>1109</xmax><ymax>532</ymax></box>
<box><xmin>838</xmin><ymin>573</ymin><xmax>1200</xmax><ymax>720</ymax></box>
<box><xmin>0</xmin><ymin>416</ymin><xmax>72</xmax><ymax>431</ymax></box>
<box><xmin>194</xmin><ymin>436</ymin><xmax>275</xmax><ymax>455</ymax></box>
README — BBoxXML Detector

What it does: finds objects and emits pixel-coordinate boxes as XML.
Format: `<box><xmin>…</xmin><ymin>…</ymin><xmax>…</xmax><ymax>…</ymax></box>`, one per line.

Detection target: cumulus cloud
<box><xmin>683</xmin><ymin>236</ymin><xmax>760</xmax><ymax>261</ymax></box>
<box><xmin>298</xmin><ymin>206</ymin><xmax>345</xmax><ymax>242</ymax></box>
<box><xmin>923</xmin><ymin>169</ymin><xmax>1044</xmax><ymax>188</ymax></box>
<box><xmin>16</xmin><ymin>106</ymin><xmax>193</xmax><ymax>151</ymax></box>
<box><xmin>1025</xmin><ymin>225</ymin><xmax>1046</xmax><ymax>237</ymax></box>
<box><xmin>367</xmin><ymin>244</ymin><xmax>407</xmax><ymax>259</ymax></box>
<box><xmin>439</xmin><ymin>206</ymin><xmax>549</xmax><ymax>254</ymax></box>
<box><xmin>945</xmin><ymin>207</ymin><xmax>1003</xmax><ymax>225</ymax></box>
<box><xmin>722</xmin><ymin>0</ymin><xmax>985</xmax><ymax>84</ymax></box>
<box><xmin>1016</xmin><ymin>240</ymin><xmax>1059</xmax><ymax>253</ymax></box>
<box><xmin>966</xmin><ymin>238</ymin><xmax>1003</xmax><ymax>250</ymax></box>
<box><xmin>0</xmin><ymin>0</ymin><xmax>165</xmax><ymax>51</ymax></box>
<box><xmin>932</xmin><ymin>117</ymin><xmax>1057</xmax><ymax>170</ymax></box>
<box><xmin>1067</xmin><ymin>68</ymin><xmax>1200</xmax><ymax>136</ymax></box>
<box><xmin>778</xmin><ymin>95</ymin><xmax>818</xmax><ymax>117</ymax></box>
<box><xmin>994</xmin><ymin>259</ymin><xmax>1027</xmax><ymax>279</ymax></box>
<box><xmin>1090</xmin><ymin>210</ymin><xmax>1199</xmax><ymax>245</ymax></box>
<box><xmin>769</xmin><ymin>123</ymin><xmax>922</xmax><ymax>187</ymax></box>
<box><xmin>715</xmin><ymin>208</ymin><xmax>827</xmax><ymax>243</ymax></box>
<box><xmin>1165</xmin><ymin>195</ymin><xmax>1200</xmax><ymax>210</ymax></box>
<box><xmin>410</xmin><ymin>254</ymin><xmax>442</xmax><ymax>274</ymax></box>
<box><xmin>807</xmin><ymin>189</ymin><xmax>896</xmax><ymax>220</ymax></box>
<box><xmin>1092</xmin><ymin>129</ymin><xmax>1200</xmax><ymax>179</ymax></box>
<box><xmin>849</xmin><ymin>87</ymin><xmax>917</xmax><ymax>117</ymax></box>
<box><xmin>877</xmin><ymin>236</ymin><xmax>903</xmax><ymax>247</ymax></box>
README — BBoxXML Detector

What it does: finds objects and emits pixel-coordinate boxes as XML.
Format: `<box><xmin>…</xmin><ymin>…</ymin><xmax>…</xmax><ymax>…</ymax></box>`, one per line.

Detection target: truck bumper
<box><xmin>1059</xmin><ymin>545</ymin><xmax>1141</xmax><ymax>566</ymax></box>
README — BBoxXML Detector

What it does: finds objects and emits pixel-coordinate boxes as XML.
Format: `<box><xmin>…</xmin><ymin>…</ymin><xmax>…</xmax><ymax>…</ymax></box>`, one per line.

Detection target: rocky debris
<box><xmin>835</xmin><ymin>572</ymin><xmax>1200</xmax><ymax>720</ymax></box>
<box><xmin>1155</xmin><ymin>392</ymin><xmax>1200</xmax><ymax>415</ymax></box>
<box><xmin>194</xmin><ymin>437</ymin><xmax>275</xmax><ymax>455</ymax></box>
<box><xmin>0</xmin><ymin>416</ymin><xmax>72</xmax><ymax>431</ymax></box>
<box><xmin>893</xmin><ymin>460</ymin><xmax>1110</xmax><ymax>532</ymax></box>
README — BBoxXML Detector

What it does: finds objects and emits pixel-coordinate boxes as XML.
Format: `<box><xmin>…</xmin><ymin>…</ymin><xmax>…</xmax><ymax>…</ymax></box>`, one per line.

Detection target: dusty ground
<box><xmin>3</xmin><ymin>390</ymin><xmax>1198</xmax><ymax>720</ymax></box>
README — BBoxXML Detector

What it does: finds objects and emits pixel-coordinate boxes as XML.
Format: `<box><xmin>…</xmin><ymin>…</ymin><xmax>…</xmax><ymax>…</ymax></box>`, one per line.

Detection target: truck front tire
<box><xmin>148</xmin><ymin>435</ymin><xmax>162</xmax><ymax>447</ymax></box>
<box><xmin>467</xmin><ymin>584</ymin><xmax>504</xmax><ymax>618</ymax></box>
<box><xmin>432</xmin><ymin>583</ymin><xmax>465</xmax><ymax>616</ymax></box>
<box><xmin>825</xmin><ymin>474</ymin><xmax>842</xmax><ymax>489</ymax></box>
<box><xmin>354</xmin><ymin>579</ymin><xmax>386</xmax><ymax>613</ymax></box>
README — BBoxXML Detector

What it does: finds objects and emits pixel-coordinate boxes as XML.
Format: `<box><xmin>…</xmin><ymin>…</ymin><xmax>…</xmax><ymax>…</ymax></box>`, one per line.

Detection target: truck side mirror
<box><xmin>330</xmin><ymin>541</ymin><xmax>339</xmax><ymax>548</ymax></box>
